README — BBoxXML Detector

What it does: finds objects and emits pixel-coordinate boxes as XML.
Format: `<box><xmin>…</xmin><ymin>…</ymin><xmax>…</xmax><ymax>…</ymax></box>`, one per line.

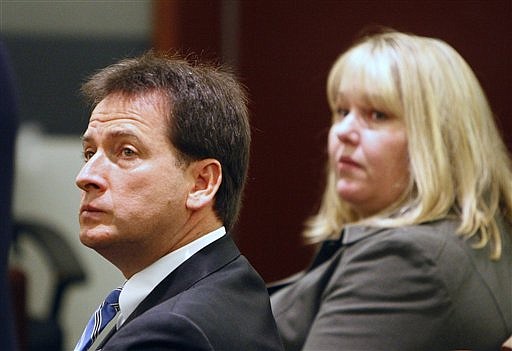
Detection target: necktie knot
<box><xmin>74</xmin><ymin>287</ymin><xmax>122</xmax><ymax>351</ymax></box>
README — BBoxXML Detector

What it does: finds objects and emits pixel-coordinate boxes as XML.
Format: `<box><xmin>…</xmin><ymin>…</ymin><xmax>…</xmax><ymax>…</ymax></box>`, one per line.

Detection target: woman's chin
<box><xmin>337</xmin><ymin>188</ymin><xmax>372</xmax><ymax>216</ymax></box>
<box><xmin>337</xmin><ymin>184</ymin><xmax>365</xmax><ymax>204</ymax></box>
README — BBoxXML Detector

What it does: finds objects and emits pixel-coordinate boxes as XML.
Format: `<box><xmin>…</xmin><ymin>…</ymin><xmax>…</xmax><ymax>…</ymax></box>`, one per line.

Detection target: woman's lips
<box><xmin>337</xmin><ymin>156</ymin><xmax>362</xmax><ymax>170</ymax></box>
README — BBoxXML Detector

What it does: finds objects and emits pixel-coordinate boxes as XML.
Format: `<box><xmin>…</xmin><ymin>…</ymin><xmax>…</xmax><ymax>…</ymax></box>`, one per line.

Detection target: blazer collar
<box><xmin>342</xmin><ymin>225</ymin><xmax>387</xmax><ymax>245</ymax></box>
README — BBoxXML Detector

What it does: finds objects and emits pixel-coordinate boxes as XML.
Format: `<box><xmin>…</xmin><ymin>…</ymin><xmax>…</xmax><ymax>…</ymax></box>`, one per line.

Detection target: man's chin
<box><xmin>79</xmin><ymin>227</ymin><xmax>115</xmax><ymax>249</ymax></box>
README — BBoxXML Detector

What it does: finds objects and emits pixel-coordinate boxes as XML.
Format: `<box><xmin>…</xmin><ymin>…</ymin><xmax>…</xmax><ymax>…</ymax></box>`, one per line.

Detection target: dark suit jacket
<box><xmin>98</xmin><ymin>234</ymin><xmax>284</xmax><ymax>351</ymax></box>
<box><xmin>270</xmin><ymin>217</ymin><xmax>512</xmax><ymax>351</ymax></box>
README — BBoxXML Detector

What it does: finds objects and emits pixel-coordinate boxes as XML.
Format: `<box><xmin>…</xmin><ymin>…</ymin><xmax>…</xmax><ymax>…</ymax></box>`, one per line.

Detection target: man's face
<box><xmin>76</xmin><ymin>92</ymin><xmax>192</xmax><ymax>275</ymax></box>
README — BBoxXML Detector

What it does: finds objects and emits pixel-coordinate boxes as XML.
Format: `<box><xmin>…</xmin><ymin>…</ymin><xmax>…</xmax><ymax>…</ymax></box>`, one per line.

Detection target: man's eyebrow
<box><xmin>108</xmin><ymin>129</ymin><xmax>142</xmax><ymax>140</ymax></box>
<box><xmin>81</xmin><ymin>129</ymin><xmax>142</xmax><ymax>145</ymax></box>
<box><xmin>81</xmin><ymin>134</ymin><xmax>93</xmax><ymax>144</ymax></box>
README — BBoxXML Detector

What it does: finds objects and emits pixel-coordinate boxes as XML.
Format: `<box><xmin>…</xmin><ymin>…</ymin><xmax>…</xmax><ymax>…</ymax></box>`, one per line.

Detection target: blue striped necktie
<box><xmin>74</xmin><ymin>287</ymin><xmax>122</xmax><ymax>351</ymax></box>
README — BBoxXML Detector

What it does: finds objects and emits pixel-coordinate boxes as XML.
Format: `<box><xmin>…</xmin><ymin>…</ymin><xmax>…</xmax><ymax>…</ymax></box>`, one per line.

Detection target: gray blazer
<box><xmin>98</xmin><ymin>235</ymin><xmax>284</xmax><ymax>351</ymax></box>
<box><xmin>270</xmin><ymin>218</ymin><xmax>512</xmax><ymax>351</ymax></box>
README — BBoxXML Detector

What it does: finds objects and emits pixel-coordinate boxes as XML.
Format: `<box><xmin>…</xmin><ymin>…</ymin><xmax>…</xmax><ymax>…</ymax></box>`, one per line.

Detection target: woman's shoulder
<box><xmin>345</xmin><ymin>218</ymin><xmax>461</xmax><ymax>256</ymax></box>
<box><xmin>337</xmin><ymin>219</ymin><xmax>474</xmax><ymax>295</ymax></box>
<box><xmin>388</xmin><ymin>218</ymin><xmax>461</xmax><ymax>252</ymax></box>
<box><xmin>340</xmin><ymin>218</ymin><xmax>483</xmax><ymax>283</ymax></box>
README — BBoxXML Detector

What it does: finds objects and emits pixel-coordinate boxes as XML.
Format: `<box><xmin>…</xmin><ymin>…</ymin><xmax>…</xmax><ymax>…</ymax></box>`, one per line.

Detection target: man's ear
<box><xmin>186</xmin><ymin>159</ymin><xmax>222</xmax><ymax>210</ymax></box>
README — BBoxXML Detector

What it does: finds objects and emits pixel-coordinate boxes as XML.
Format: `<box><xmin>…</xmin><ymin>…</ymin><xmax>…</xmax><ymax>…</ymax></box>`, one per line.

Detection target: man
<box><xmin>74</xmin><ymin>52</ymin><xmax>283</xmax><ymax>350</ymax></box>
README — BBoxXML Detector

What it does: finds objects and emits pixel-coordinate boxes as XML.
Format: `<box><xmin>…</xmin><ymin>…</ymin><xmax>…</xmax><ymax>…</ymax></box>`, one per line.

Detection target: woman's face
<box><xmin>328</xmin><ymin>91</ymin><xmax>409</xmax><ymax>217</ymax></box>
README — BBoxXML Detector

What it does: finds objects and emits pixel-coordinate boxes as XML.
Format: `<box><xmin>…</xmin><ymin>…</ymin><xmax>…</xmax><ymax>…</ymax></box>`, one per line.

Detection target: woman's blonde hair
<box><xmin>304</xmin><ymin>30</ymin><xmax>512</xmax><ymax>259</ymax></box>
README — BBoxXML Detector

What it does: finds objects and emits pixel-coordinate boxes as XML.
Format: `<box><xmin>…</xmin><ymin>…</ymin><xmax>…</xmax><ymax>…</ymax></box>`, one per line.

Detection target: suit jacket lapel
<box><xmin>96</xmin><ymin>324</ymin><xmax>117</xmax><ymax>350</ymax></box>
<box><xmin>121</xmin><ymin>234</ymin><xmax>240</xmax><ymax>327</ymax></box>
<box><xmin>96</xmin><ymin>234</ymin><xmax>240</xmax><ymax>349</ymax></box>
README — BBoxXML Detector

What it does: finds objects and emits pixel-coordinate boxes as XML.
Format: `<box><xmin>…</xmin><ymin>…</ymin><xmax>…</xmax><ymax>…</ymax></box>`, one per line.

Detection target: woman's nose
<box><xmin>332</xmin><ymin>112</ymin><xmax>361</xmax><ymax>144</ymax></box>
<box><xmin>75</xmin><ymin>152</ymin><xmax>107</xmax><ymax>192</ymax></box>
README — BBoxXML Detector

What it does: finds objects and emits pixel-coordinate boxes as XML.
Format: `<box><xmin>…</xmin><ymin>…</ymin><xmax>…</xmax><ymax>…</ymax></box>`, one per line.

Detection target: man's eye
<box><xmin>83</xmin><ymin>150</ymin><xmax>95</xmax><ymax>161</ymax></box>
<box><xmin>121</xmin><ymin>148</ymin><xmax>135</xmax><ymax>157</ymax></box>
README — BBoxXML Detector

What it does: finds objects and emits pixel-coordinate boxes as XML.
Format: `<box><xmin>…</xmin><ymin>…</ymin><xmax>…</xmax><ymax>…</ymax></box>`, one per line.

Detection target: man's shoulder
<box><xmin>164</xmin><ymin>252</ymin><xmax>268</xmax><ymax>310</ymax></box>
<box><xmin>113</xmin><ymin>253</ymin><xmax>283</xmax><ymax>350</ymax></box>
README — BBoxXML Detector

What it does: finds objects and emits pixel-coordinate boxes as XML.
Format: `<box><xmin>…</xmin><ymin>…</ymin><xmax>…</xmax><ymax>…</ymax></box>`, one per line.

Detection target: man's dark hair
<box><xmin>81</xmin><ymin>51</ymin><xmax>250</xmax><ymax>232</ymax></box>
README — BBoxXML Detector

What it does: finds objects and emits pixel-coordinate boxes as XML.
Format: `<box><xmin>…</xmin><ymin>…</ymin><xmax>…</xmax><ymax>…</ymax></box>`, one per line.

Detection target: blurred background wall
<box><xmin>152</xmin><ymin>0</ymin><xmax>512</xmax><ymax>284</ymax></box>
<box><xmin>2</xmin><ymin>0</ymin><xmax>511</xmax><ymax>350</ymax></box>
<box><xmin>231</xmin><ymin>0</ymin><xmax>512</xmax><ymax>282</ymax></box>
<box><xmin>2</xmin><ymin>2</ymin><xmax>151</xmax><ymax>350</ymax></box>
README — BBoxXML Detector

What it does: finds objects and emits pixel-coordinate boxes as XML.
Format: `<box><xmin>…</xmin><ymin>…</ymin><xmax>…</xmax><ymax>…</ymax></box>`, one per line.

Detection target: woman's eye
<box><xmin>370</xmin><ymin>110</ymin><xmax>387</xmax><ymax>120</ymax></box>
<box><xmin>335</xmin><ymin>108</ymin><xmax>349</xmax><ymax>117</ymax></box>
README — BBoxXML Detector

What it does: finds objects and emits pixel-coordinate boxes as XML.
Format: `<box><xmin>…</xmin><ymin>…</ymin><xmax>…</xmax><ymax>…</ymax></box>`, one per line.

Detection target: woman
<box><xmin>270</xmin><ymin>30</ymin><xmax>512</xmax><ymax>351</ymax></box>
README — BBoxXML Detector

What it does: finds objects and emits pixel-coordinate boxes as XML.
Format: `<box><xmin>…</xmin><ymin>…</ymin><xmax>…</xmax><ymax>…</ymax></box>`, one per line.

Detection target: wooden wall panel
<box><xmin>154</xmin><ymin>0</ymin><xmax>511</xmax><ymax>282</ymax></box>
<box><xmin>153</xmin><ymin>0</ymin><xmax>222</xmax><ymax>57</ymax></box>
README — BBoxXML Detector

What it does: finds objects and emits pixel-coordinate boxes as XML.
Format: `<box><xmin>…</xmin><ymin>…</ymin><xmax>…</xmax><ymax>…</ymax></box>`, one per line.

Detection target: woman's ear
<box><xmin>186</xmin><ymin>159</ymin><xmax>222</xmax><ymax>210</ymax></box>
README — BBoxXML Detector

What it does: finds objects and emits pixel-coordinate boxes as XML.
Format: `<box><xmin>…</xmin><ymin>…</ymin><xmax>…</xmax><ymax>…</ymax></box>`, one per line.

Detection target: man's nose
<box><xmin>75</xmin><ymin>152</ymin><xmax>108</xmax><ymax>192</ymax></box>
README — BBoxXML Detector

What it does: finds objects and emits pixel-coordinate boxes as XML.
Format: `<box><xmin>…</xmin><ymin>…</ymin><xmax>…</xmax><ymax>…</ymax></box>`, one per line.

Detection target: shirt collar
<box><xmin>117</xmin><ymin>226</ymin><xmax>226</xmax><ymax>326</ymax></box>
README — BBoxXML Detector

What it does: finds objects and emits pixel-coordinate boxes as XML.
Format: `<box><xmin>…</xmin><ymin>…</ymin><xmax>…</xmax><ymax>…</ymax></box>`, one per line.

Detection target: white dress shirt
<box><xmin>117</xmin><ymin>226</ymin><xmax>226</xmax><ymax>327</ymax></box>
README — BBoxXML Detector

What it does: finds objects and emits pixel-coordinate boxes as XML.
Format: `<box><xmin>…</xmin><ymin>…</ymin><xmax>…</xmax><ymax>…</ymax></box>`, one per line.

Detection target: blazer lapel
<box><xmin>268</xmin><ymin>233</ymin><xmax>345</xmax><ymax>295</ymax></box>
